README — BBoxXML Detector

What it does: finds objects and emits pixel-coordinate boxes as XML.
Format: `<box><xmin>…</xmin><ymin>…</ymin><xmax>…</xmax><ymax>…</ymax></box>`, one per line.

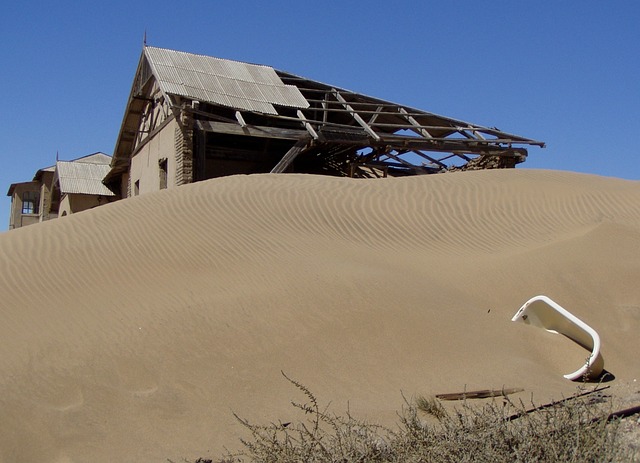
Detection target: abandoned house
<box><xmin>103</xmin><ymin>46</ymin><xmax>544</xmax><ymax>198</ymax></box>
<box><xmin>7</xmin><ymin>166</ymin><xmax>54</xmax><ymax>230</ymax></box>
<box><xmin>7</xmin><ymin>152</ymin><xmax>115</xmax><ymax>229</ymax></box>
<box><xmin>7</xmin><ymin>46</ymin><xmax>545</xmax><ymax>229</ymax></box>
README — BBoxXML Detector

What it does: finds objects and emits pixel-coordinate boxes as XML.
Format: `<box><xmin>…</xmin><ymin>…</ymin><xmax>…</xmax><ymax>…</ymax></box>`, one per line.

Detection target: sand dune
<box><xmin>1</xmin><ymin>169</ymin><xmax>639</xmax><ymax>462</ymax></box>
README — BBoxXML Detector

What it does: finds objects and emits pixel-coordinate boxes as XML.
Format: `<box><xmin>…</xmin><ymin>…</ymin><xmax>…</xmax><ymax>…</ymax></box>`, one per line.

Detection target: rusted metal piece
<box><xmin>505</xmin><ymin>385</ymin><xmax>611</xmax><ymax>421</ymax></box>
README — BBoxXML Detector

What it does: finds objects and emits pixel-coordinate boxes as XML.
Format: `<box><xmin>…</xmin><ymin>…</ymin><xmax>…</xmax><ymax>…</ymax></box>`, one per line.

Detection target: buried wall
<box><xmin>58</xmin><ymin>194</ymin><xmax>116</xmax><ymax>217</ymax></box>
<box><xmin>128</xmin><ymin>119</ymin><xmax>180</xmax><ymax>197</ymax></box>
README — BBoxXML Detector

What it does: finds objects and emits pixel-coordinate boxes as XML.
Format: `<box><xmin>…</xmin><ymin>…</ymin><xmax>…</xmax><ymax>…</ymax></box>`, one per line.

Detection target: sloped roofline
<box><xmin>54</xmin><ymin>159</ymin><xmax>115</xmax><ymax>196</ymax></box>
<box><xmin>7</xmin><ymin>181</ymin><xmax>39</xmax><ymax>197</ymax></box>
<box><xmin>109</xmin><ymin>46</ymin><xmax>313</xmax><ymax>181</ymax></box>
<box><xmin>107</xmin><ymin>46</ymin><xmax>545</xmax><ymax>183</ymax></box>
<box><xmin>275</xmin><ymin>68</ymin><xmax>543</xmax><ymax>145</ymax></box>
<box><xmin>64</xmin><ymin>152</ymin><xmax>112</xmax><ymax>164</ymax></box>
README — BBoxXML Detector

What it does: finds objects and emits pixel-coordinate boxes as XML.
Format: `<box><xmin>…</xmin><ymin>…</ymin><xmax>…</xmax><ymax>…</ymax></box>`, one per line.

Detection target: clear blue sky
<box><xmin>2</xmin><ymin>1</ymin><xmax>638</xmax><ymax>229</ymax></box>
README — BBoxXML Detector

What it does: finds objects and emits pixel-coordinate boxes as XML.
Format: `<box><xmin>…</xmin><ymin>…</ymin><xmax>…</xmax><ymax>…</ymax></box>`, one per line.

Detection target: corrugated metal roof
<box><xmin>72</xmin><ymin>152</ymin><xmax>112</xmax><ymax>165</ymax></box>
<box><xmin>57</xmin><ymin>161</ymin><xmax>115</xmax><ymax>196</ymax></box>
<box><xmin>145</xmin><ymin>47</ymin><xmax>309</xmax><ymax>115</ymax></box>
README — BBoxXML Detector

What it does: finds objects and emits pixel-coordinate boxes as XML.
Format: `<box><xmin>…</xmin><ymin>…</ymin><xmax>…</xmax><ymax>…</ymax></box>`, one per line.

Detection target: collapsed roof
<box><xmin>108</xmin><ymin>46</ymin><xmax>544</xmax><ymax>182</ymax></box>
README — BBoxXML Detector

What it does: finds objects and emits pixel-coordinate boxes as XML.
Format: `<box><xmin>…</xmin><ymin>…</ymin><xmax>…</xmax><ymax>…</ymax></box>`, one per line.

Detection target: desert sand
<box><xmin>1</xmin><ymin>169</ymin><xmax>639</xmax><ymax>462</ymax></box>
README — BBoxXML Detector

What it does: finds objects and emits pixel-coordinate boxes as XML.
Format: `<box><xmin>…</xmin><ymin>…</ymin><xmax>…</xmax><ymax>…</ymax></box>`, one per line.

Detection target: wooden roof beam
<box><xmin>378</xmin><ymin>151</ymin><xmax>425</xmax><ymax>170</ymax></box>
<box><xmin>271</xmin><ymin>137</ymin><xmax>314</xmax><ymax>173</ymax></box>
<box><xmin>442</xmin><ymin>152</ymin><xmax>472</xmax><ymax>162</ymax></box>
<box><xmin>377</xmin><ymin>135</ymin><xmax>529</xmax><ymax>152</ymax></box>
<box><xmin>296</xmin><ymin>110</ymin><xmax>319</xmax><ymax>140</ymax></box>
<box><xmin>456</xmin><ymin>126</ymin><xmax>482</xmax><ymax>140</ymax></box>
<box><xmin>321</xmin><ymin>91</ymin><xmax>330</xmax><ymax>124</ymax></box>
<box><xmin>368</xmin><ymin>105</ymin><xmax>384</xmax><ymax>125</ymax></box>
<box><xmin>332</xmin><ymin>89</ymin><xmax>381</xmax><ymax>141</ymax></box>
<box><xmin>399</xmin><ymin>107</ymin><xmax>433</xmax><ymax>139</ymax></box>
<box><xmin>196</xmin><ymin>120</ymin><xmax>307</xmax><ymax>140</ymax></box>
<box><xmin>414</xmin><ymin>150</ymin><xmax>449</xmax><ymax>169</ymax></box>
<box><xmin>470</xmin><ymin>128</ymin><xmax>487</xmax><ymax>140</ymax></box>
<box><xmin>235</xmin><ymin>111</ymin><xmax>247</xmax><ymax>127</ymax></box>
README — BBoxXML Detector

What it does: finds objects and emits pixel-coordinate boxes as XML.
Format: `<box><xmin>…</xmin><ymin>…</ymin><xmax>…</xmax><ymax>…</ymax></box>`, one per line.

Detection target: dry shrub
<box><xmin>208</xmin><ymin>373</ymin><xmax>635</xmax><ymax>463</ymax></box>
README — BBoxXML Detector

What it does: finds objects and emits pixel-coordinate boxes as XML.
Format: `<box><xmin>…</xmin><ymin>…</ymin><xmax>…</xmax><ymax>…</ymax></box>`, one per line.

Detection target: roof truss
<box><xmin>261</xmin><ymin>74</ymin><xmax>544</xmax><ymax>176</ymax></box>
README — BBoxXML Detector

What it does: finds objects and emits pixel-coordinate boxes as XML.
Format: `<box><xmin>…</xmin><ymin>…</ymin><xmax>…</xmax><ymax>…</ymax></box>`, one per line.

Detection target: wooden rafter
<box><xmin>414</xmin><ymin>150</ymin><xmax>449</xmax><ymax>169</ymax></box>
<box><xmin>296</xmin><ymin>110</ymin><xmax>319</xmax><ymax>140</ymax></box>
<box><xmin>378</xmin><ymin>151</ymin><xmax>433</xmax><ymax>173</ymax></box>
<box><xmin>270</xmin><ymin>137</ymin><xmax>313</xmax><ymax>174</ymax></box>
<box><xmin>399</xmin><ymin>107</ymin><xmax>433</xmax><ymax>139</ymax></box>
<box><xmin>196</xmin><ymin>120</ymin><xmax>307</xmax><ymax>140</ymax></box>
<box><xmin>235</xmin><ymin>111</ymin><xmax>247</xmax><ymax>127</ymax></box>
<box><xmin>332</xmin><ymin>89</ymin><xmax>381</xmax><ymax>141</ymax></box>
<box><xmin>368</xmin><ymin>105</ymin><xmax>384</xmax><ymax>125</ymax></box>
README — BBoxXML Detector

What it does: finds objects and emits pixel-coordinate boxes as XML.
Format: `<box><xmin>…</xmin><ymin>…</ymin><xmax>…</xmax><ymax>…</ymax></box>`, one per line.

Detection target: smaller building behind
<box><xmin>7</xmin><ymin>152</ymin><xmax>115</xmax><ymax>230</ymax></box>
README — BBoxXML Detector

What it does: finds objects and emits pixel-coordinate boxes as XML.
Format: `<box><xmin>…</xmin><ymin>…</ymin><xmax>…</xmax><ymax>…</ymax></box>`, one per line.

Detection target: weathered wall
<box><xmin>58</xmin><ymin>195</ymin><xmax>72</xmax><ymax>217</ymax></box>
<box><xmin>71</xmin><ymin>195</ymin><xmax>113</xmax><ymax>213</ymax></box>
<box><xmin>129</xmin><ymin>119</ymin><xmax>179</xmax><ymax>196</ymax></box>
<box><xmin>121</xmin><ymin>172</ymin><xmax>130</xmax><ymax>199</ymax></box>
<box><xmin>58</xmin><ymin>194</ymin><xmax>115</xmax><ymax>217</ymax></box>
<box><xmin>38</xmin><ymin>171</ymin><xmax>55</xmax><ymax>222</ymax></box>
<box><xmin>8</xmin><ymin>182</ymin><xmax>40</xmax><ymax>230</ymax></box>
<box><xmin>19</xmin><ymin>215</ymin><xmax>39</xmax><ymax>227</ymax></box>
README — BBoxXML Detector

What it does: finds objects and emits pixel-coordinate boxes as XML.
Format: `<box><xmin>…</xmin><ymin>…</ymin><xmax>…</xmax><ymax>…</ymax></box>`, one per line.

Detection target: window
<box><xmin>134</xmin><ymin>180</ymin><xmax>140</xmax><ymax>196</ymax></box>
<box><xmin>159</xmin><ymin>158</ymin><xmax>168</xmax><ymax>190</ymax></box>
<box><xmin>22</xmin><ymin>191</ymin><xmax>39</xmax><ymax>214</ymax></box>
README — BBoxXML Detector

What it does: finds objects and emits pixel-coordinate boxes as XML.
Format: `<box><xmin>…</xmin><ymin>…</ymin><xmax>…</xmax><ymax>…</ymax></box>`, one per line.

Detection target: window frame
<box><xmin>21</xmin><ymin>190</ymin><xmax>39</xmax><ymax>215</ymax></box>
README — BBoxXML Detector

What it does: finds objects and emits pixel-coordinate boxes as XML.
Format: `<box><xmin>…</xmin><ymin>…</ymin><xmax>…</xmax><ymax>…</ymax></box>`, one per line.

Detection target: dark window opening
<box><xmin>159</xmin><ymin>158</ymin><xmax>168</xmax><ymax>189</ymax></box>
<box><xmin>22</xmin><ymin>191</ymin><xmax>39</xmax><ymax>214</ymax></box>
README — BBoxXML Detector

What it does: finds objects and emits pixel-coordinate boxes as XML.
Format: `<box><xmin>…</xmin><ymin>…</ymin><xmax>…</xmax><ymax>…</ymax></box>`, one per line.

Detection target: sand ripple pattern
<box><xmin>1</xmin><ymin>170</ymin><xmax>639</xmax><ymax>308</ymax></box>
<box><xmin>0</xmin><ymin>169</ymin><xmax>639</xmax><ymax>462</ymax></box>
